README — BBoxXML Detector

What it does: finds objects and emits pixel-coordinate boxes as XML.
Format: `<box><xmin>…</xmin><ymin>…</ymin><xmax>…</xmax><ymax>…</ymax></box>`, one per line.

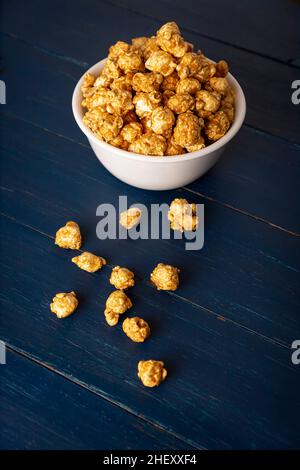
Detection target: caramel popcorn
<box><xmin>168</xmin><ymin>198</ymin><xmax>198</xmax><ymax>231</ymax></box>
<box><xmin>72</xmin><ymin>252</ymin><xmax>106</xmax><ymax>273</ymax></box>
<box><xmin>122</xmin><ymin>317</ymin><xmax>150</xmax><ymax>342</ymax></box>
<box><xmin>138</xmin><ymin>360</ymin><xmax>167</xmax><ymax>387</ymax></box>
<box><xmin>81</xmin><ymin>22</ymin><xmax>235</xmax><ymax>155</ymax></box>
<box><xmin>50</xmin><ymin>291</ymin><xmax>78</xmax><ymax>319</ymax></box>
<box><xmin>104</xmin><ymin>290</ymin><xmax>132</xmax><ymax>326</ymax></box>
<box><xmin>173</xmin><ymin>111</ymin><xmax>201</xmax><ymax>148</ymax></box>
<box><xmin>120</xmin><ymin>207</ymin><xmax>142</xmax><ymax>229</ymax></box>
<box><xmin>151</xmin><ymin>263</ymin><xmax>180</xmax><ymax>291</ymax></box>
<box><xmin>55</xmin><ymin>221</ymin><xmax>82</xmax><ymax>250</ymax></box>
<box><xmin>150</xmin><ymin>106</ymin><xmax>175</xmax><ymax>135</ymax></box>
<box><xmin>110</xmin><ymin>266</ymin><xmax>135</xmax><ymax>290</ymax></box>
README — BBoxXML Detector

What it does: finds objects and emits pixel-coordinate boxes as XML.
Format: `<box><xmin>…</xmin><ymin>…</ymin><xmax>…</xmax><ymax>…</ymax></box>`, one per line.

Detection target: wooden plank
<box><xmin>1</xmin><ymin>4</ymin><xmax>300</xmax><ymax>143</ymax></box>
<box><xmin>0</xmin><ymin>115</ymin><xmax>299</xmax><ymax>346</ymax></box>
<box><xmin>1</xmin><ymin>37</ymin><xmax>300</xmax><ymax>233</ymax></box>
<box><xmin>107</xmin><ymin>0</ymin><xmax>300</xmax><ymax>64</ymax></box>
<box><xmin>0</xmin><ymin>349</ymin><xmax>190</xmax><ymax>449</ymax></box>
<box><xmin>1</xmin><ymin>217</ymin><xmax>300</xmax><ymax>449</ymax></box>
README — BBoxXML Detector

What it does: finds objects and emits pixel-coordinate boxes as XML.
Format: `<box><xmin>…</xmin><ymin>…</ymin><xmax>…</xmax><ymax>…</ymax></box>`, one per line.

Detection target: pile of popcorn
<box><xmin>50</xmin><ymin>198</ymin><xmax>195</xmax><ymax>387</ymax></box>
<box><xmin>81</xmin><ymin>22</ymin><xmax>235</xmax><ymax>156</ymax></box>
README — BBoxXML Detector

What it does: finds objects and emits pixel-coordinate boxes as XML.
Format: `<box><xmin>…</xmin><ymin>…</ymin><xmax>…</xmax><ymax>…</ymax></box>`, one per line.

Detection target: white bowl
<box><xmin>72</xmin><ymin>59</ymin><xmax>246</xmax><ymax>190</ymax></box>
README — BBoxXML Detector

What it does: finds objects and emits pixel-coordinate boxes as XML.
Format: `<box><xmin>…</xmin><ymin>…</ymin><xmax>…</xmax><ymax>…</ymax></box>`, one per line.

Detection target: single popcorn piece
<box><xmin>150</xmin><ymin>106</ymin><xmax>175</xmax><ymax>135</ymax></box>
<box><xmin>118</xmin><ymin>51</ymin><xmax>144</xmax><ymax>74</ymax></box>
<box><xmin>167</xmin><ymin>93</ymin><xmax>194</xmax><ymax>114</ymax></box>
<box><xmin>50</xmin><ymin>291</ymin><xmax>78</xmax><ymax>319</ymax></box>
<box><xmin>209</xmin><ymin>77</ymin><xmax>230</xmax><ymax>96</ymax></box>
<box><xmin>176</xmin><ymin>52</ymin><xmax>202</xmax><ymax>79</ymax></box>
<box><xmin>168</xmin><ymin>198</ymin><xmax>198</xmax><ymax>231</ymax></box>
<box><xmin>156</xmin><ymin>21</ymin><xmax>188</xmax><ymax>58</ymax></box>
<box><xmin>129</xmin><ymin>132</ymin><xmax>167</xmax><ymax>156</ymax></box>
<box><xmin>145</xmin><ymin>50</ymin><xmax>177</xmax><ymax>77</ymax></box>
<box><xmin>205</xmin><ymin>110</ymin><xmax>230</xmax><ymax>141</ymax></box>
<box><xmin>122</xmin><ymin>317</ymin><xmax>150</xmax><ymax>342</ymax></box>
<box><xmin>110</xmin><ymin>266</ymin><xmax>135</xmax><ymax>290</ymax></box>
<box><xmin>72</xmin><ymin>252</ymin><xmax>106</xmax><ymax>273</ymax></box>
<box><xmin>55</xmin><ymin>221</ymin><xmax>82</xmax><ymax>250</ymax></box>
<box><xmin>173</xmin><ymin>111</ymin><xmax>201</xmax><ymax>147</ymax></box>
<box><xmin>165</xmin><ymin>136</ymin><xmax>185</xmax><ymax>156</ymax></box>
<box><xmin>138</xmin><ymin>360</ymin><xmax>167</xmax><ymax>387</ymax></box>
<box><xmin>195</xmin><ymin>89</ymin><xmax>221</xmax><ymax>119</ymax></box>
<box><xmin>120</xmin><ymin>207</ymin><xmax>142</xmax><ymax>229</ymax></box>
<box><xmin>108</xmin><ymin>41</ymin><xmax>130</xmax><ymax>59</ymax></box>
<box><xmin>185</xmin><ymin>135</ymin><xmax>206</xmax><ymax>152</ymax></box>
<box><xmin>216</xmin><ymin>60</ymin><xmax>229</xmax><ymax>78</ymax></box>
<box><xmin>133</xmin><ymin>91</ymin><xmax>161</xmax><ymax>118</ymax></box>
<box><xmin>104</xmin><ymin>290</ymin><xmax>132</xmax><ymax>326</ymax></box>
<box><xmin>121</xmin><ymin>122</ymin><xmax>143</xmax><ymax>144</ymax></box>
<box><xmin>106</xmin><ymin>89</ymin><xmax>134</xmax><ymax>115</ymax></box>
<box><xmin>151</xmin><ymin>263</ymin><xmax>180</xmax><ymax>291</ymax></box>
<box><xmin>97</xmin><ymin>111</ymin><xmax>123</xmax><ymax>142</ymax></box>
<box><xmin>132</xmin><ymin>72</ymin><xmax>163</xmax><ymax>93</ymax></box>
<box><xmin>176</xmin><ymin>77</ymin><xmax>201</xmax><ymax>95</ymax></box>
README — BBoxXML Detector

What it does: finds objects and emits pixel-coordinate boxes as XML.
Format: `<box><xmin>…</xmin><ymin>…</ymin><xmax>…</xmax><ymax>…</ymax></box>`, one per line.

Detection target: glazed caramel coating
<box><xmin>110</xmin><ymin>266</ymin><xmax>135</xmax><ymax>290</ymax></box>
<box><xmin>72</xmin><ymin>252</ymin><xmax>106</xmax><ymax>273</ymax></box>
<box><xmin>81</xmin><ymin>22</ymin><xmax>235</xmax><ymax>155</ymax></box>
<box><xmin>104</xmin><ymin>290</ymin><xmax>132</xmax><ymax>326</ymax></box>
<box><xmin>138</xmin><ymin>360</ymin><xmax>167</xmax><ymax>387</ymax></box>
<box><xmin>122</xmin><ymin>317</ymin><xmax>150</xmax><ymax>342</ymax></box>
<box><xmin>150</xmin><ymin>263</ymin><xmax>180</xmax><ymax>291</ymax></box>
<box><xmin>50</xmin><ymin>292</ymin><xmax>78</xmax><ymax>319</ymax></box>
<box><xmin>55</xmin><ymin>221</ymin><xmax>82</xmax><ymax>250</ymax></box>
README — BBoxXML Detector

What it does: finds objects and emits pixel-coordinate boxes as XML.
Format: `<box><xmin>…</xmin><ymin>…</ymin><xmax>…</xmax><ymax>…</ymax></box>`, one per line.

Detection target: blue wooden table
<box><xmin>1</xmin><ymin>0</ymin><xmax>300</xmax><ymax>450</ymax></box>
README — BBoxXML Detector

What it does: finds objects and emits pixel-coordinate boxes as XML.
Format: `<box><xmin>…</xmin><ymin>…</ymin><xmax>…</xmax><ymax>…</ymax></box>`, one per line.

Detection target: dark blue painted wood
<box><xmin>1</xmin><ymin>37</ymin><xmax>300</xmax><ymax>233</ymax></box>
<box><xmin>0</xmin><ymin>115</ymin><xmax>299</xmax><ymax>345</ymax></box>
<box><xmin>1</xmin><ymin>1</ymin><xmax>300</xmax><ymax>143</ymax></box>
<box><xmin>107</xmin><ymin>0</ymin><xmax>300</xmax><ymax>64</ymax></box>
<box><xmin>1</xmin><ymin>217</ymin><xmax>300</xmax><ymax>449</ymax></box>
<box><xmin>0</xmin><ymin>350</ymin><xmax>190</xmax><ymax>449</ymax></box>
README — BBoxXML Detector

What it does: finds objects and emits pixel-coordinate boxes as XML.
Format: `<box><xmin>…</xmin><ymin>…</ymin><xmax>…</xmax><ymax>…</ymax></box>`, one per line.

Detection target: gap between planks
<box><xmin>1</xmin><ymin>109</ymin><xmax>299</xmax><ymax>239</ymax></box>
<box><xmin>0</xmin><ymin>211</ymin><xmax>291</xmax><ymax>350</ymax></box>
<box><xmin>4</xmin><ymin>343</ymin><xmax>203</xmax><ymax>450</ymax></box>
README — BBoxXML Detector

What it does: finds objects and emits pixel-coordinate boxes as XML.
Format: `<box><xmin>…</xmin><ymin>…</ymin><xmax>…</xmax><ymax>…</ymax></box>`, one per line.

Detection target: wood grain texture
<box><xmin>0</xmin><ymin>349</ymin><xmax>190</xmax><ymax>450</ymax></box>
<box><xmin>1</xmin><ymin>115</ymin><xmax>299</xmax><ymax>345</ymax></box>
<box><xmin>106</xmin><ymin>0</ymin><xmax>300</xmax><ymax>64</ymax></box>
<box><xmin>1</xmin><ymin>36</ymin><xmax>300</xmax><ymax>234</ymax></box>
<box><xmin>1</xmin><ymin>217</ymin><xmax>300</xmax><ymax>449</ymax></box>
<box><xmin>1</xmin><ymin>1</ymin><xmax>300</xmax><ymax>143</ymax></box>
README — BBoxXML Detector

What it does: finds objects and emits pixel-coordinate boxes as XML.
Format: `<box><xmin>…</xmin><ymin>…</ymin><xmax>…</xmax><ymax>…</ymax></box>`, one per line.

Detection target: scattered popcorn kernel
<box><xmin>72</xmin><ymin>252</ymin><xmax>106</xmax><ymax>273</ymax></box>
<box><xmin>104</xmin><ymin>290</ymin><xmax>132</xmax><ymax>326</ymax></box>
<box><xmin>167</xmin><ymin>93</ymin><xmax>194</xmax><ymax>114</ymax></box>
<box><xmin>173</xmin><ymin>111</ymin><xmax>200</xmax><ymax>147</ymax></box>
<box><xmin>120</xmin><ymin>207</ymin><xmax>142</xmax><ymax>229</ymax></box>
<box><xmin>156</xmin><ymin>21</ymin><xmax>187</xmax><ymax>58</ymax></box>
<box><xmin>121</xmin><ymin>122</ymin><xmax>143</xmax><ymax>143</ymax></box>
<box><xmin>123</xmin><ymin>317</ymin><xmax>150</xmax><ymax>342</ymax></box>
<box><xmin>133</xmin><ymin>91</ymin><xmax>161</xmax><ymax>118</ymax></box>
<box><xmin>176</xmin><ymin>77</ymin><xmax>201</xmax><ymax>95</ymax></box>
<box><xmin>168</xmin><ymin>198</ymin><xmax>198</xmax><ymax>232</ymax></box>
<box><xmin>165</xmin><ymin>136</ymin><xmax>185</xmax><ymax>156</ymax></box>
<box><xmin>110</xmin><ymin>266</ymin><xmax>135</xmax><ymax>290</ymax></box>
<box><xmin>50</xmin><ymin>291</ymin><xmax>78</xmax><ymax>319</ymax></box>
<box><xmin>205</xmin><ymin>110</ymin><xmax>230</xmax><ymax>141</ymax></box>
<box><xmin>55</xmin><ymin>221</ymin><xmax>82</xmax><ymax>250</ymax></box>
<box><xmin>129</xmin><ymin>132</ymin><xmax>167</xmax><ymax>156</ymax></box>
<box><xmin>150</xmin><ymin>106</ymin><xmax>175</xmax><ymax>135</ymax></box>
<box><xmin>118</xmin><ymin>51</ymin><xmax>144</xmax><ymax>74</ymax></box>
<box><xmin>151</xmin><ymin>263</ymin><xmax>180</xmax><ymax>291</ymax></box>
<box><xmin>138</xmin><ymin>360</ymin><xmax>167</xmax><ymax>387</ymax></box>
<box><xmin>132</xmin><ymin>72</ymin><xmax>163</xmax><ymax>93</ymax></box>
<box><xmin>145</xmin><ymin>50</ymin><xmax>177</xmax><ymax>77</ymax></box>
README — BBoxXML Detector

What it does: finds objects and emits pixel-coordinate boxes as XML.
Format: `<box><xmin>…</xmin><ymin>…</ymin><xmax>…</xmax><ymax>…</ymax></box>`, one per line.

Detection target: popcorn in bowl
<box><xmin>81</xmin><ymin>22</ymin><xmax>235</xmax><ymax>156</ymax></box>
